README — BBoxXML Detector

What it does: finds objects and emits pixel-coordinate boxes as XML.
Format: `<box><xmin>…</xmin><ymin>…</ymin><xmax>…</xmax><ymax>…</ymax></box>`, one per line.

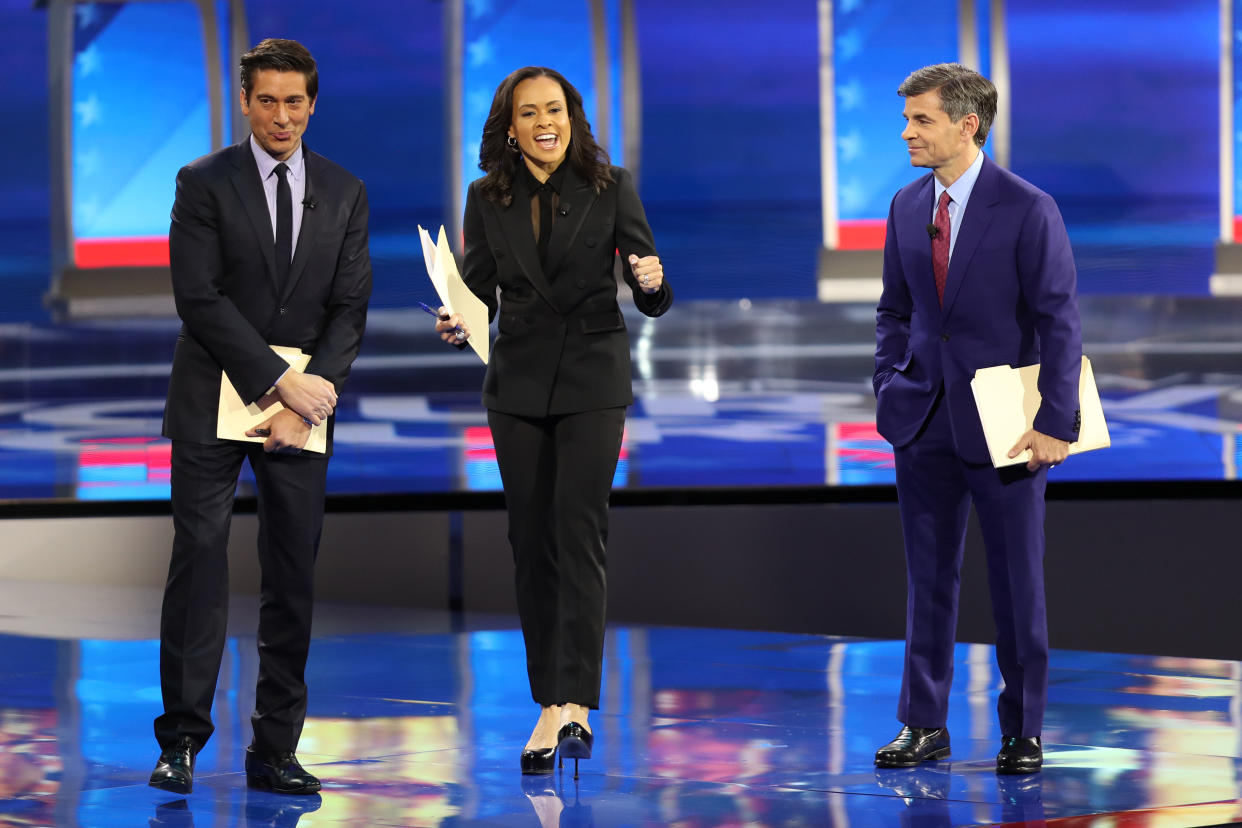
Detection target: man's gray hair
<box><xmin>898</xmin><ymin>63</ymin><xmax>996</xmax><ymax>148</ymax></box>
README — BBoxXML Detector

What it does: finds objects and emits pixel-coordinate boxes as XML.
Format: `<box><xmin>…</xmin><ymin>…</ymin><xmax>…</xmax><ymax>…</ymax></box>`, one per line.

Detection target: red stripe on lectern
<box><xmin>1233</xmin><ymin>217</ymin><xmax>1242</xmax><ymax>242</ymax></box>
<box><xmin>836</xmin><ymin>220</ymin><xmax>887</xmax><ymax>250</ymax></box>
<box><xmin>75</xmin><ymin>237</ymin><xmax>170</xmax><ymax>268</ymax></box>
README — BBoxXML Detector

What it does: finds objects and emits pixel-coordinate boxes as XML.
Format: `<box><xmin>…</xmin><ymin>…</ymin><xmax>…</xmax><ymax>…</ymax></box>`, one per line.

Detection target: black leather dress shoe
<box><xmin>557</xmin><ymin>722</ymin><xmax>594</xmax><ymax>779</ymax></box>
<box><xmin>520</xmin><ymin>745</ymin><xmax>557</xmax><ymax>775</ymax></box>
<box><xmin>244</xmin><ymin>747</ymin><xmax>322</xmax><ymax>795</ymax></box>
<box><xmin>996</xmin><ymin>736</ymin><xmax>1042</xmax><ymax>774</ymax></box>
<box><xmin>874</xmin><ymin>725</ymin><xmax>951</xmax><ymax>768</ymax></box>
<box><xmin>149</xmin><ymin>736</ymin><xmax>198</xmax><ymax>794</ymax></box>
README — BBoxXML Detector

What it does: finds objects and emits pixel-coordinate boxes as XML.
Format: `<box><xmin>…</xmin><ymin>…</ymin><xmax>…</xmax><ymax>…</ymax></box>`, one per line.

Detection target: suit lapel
<box><xmin>543</xmin><ymin>165</ymin><xmax>597</xmax><ymax>279</ymax></box>
<box><xmin>228</xmin><ymin>141</ymin><xmax>278</xmax><ymax>285</ymax></box>
<box><xmin>941</xmin><ymin>155</ymin><xmax>997</xmax><ymax>317</ymax></box>
<box><xmin>902</xmin><ymin>175</ymin><xmax>937</xmax><ymax>309</ymax></box>
<box><xmin>283</xmin><ymin>149</ymin><xmax>323</xmax><ymax>301</ymax></box>
<box><xmin>498</xmin><ymin>171</ymin><xmax>560</xmax><ymax>310</ymax></box>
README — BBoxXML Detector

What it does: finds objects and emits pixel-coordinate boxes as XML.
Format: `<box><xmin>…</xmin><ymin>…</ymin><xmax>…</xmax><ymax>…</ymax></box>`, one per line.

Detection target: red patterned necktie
<box><xmin>933</xmin><ymin>190</ymin><xmax>951</xmax><ymax>305</ymax></box>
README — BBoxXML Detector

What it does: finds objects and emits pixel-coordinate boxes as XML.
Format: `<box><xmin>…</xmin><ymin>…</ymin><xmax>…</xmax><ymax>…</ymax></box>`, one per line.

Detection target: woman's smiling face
<box><xmin>509</xmin><ymin>75</ymin><xmax>572</xmax><ymax>178</ymax></box>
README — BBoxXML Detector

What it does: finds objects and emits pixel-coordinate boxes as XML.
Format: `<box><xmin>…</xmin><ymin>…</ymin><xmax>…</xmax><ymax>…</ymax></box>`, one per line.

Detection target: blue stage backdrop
<box><xmin>0</xmin><ymin>0</ymin><xmax>1226</xmax><ymax>323</ymax></box>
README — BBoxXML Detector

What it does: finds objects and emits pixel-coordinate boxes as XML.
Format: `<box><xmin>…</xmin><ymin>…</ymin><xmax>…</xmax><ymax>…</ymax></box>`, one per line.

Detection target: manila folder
<box><xmin>970</xmin><ymin>355</ymin><xmax>1109</xmax><ymax>468</ymax></box>
<box><xmin>217</xmin><ymin>345</ymin><xmax>327</xmax><ymax>454</ymax></box>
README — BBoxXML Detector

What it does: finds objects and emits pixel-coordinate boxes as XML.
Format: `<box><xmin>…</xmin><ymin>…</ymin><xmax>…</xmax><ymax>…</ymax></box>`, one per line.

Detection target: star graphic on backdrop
<box><xmin>76</xmin><ymin>148</ymin><xmax>101</xmax><ymax>177</ymax></box>
<box><xmin>466</xmin><ymin>35</ymin><xmax>493</xmax><ymax>69</ymax></box>
<box><xmin>837</xmin><ymin>131</ymin><xmax>863</xmax><ymax>163</ymax></box>
<box><xmin>837</xmin><ymin>30</ymin><xmax>862</xmax><ymax>61</ymax></box>
<box><xmin>467</xmin><ymin>89</ymin><xmax>492</xmax><ymax>120</ymax></box>
<box><xmin>837</xmin><ymin>79</ymin><xmax>863</xmax><ymax>111</ymax></box>
<box><xmin>75</xmin><ymin>3</ymin><xmax>97</xmax><ymax>28</ymax></box>
<box><xmin>839</xmin><ymin>179</ymin><xmax>868</xmax><ymax>213</ymax></box>
<box><xmin>76</xmin><ymin>44</ymin><xmax>101</xmax><ymax>77</ymax></box>
<box><xmin>74</xmin><ymin>94</ymin><xmax>101</xmax><ymax>127</ymax></box>
<box><xmin>78</xmin><ymin>198</ymin><xmax>100</xmax><ymax>226</ymax></box>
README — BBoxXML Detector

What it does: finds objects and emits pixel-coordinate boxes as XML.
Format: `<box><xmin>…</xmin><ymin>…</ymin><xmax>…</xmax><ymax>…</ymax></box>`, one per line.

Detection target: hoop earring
<box><xmin>506</xmin><ymin>135</ymin><xmax>518</xmax><ymax>150</ymax></box>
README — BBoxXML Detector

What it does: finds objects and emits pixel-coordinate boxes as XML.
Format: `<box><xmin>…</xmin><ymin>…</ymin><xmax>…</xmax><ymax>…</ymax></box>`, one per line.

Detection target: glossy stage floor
<box><xmin>1</xmin><ymin>582</ymin><xmax>1240</xmax><ymax>828</ymax></box>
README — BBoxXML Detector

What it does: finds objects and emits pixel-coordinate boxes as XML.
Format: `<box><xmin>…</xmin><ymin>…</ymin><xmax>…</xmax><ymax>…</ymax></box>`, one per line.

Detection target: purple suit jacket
<box><xmin>873</xmin><ymin>155</ymin><xmax>1082</xmax><ymax>464</ymax></box>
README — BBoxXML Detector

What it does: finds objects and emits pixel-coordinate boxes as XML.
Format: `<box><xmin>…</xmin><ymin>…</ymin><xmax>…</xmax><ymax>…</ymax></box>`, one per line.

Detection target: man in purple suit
<box><xmin>872</xmin><ymin>63</ymin><xmax>1081</xmax><ymax>775</ymax></box>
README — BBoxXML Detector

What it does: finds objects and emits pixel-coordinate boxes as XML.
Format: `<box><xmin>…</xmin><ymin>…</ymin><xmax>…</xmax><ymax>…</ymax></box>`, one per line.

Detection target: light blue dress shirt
<box><xmin>932</xmin><ymin>148</ymin><xmax>985</xmax><ymax>262</ymax></box>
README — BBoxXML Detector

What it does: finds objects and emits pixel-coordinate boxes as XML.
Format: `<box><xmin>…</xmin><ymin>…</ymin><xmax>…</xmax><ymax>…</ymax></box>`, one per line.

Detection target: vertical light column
<box><xmin>1212</xmin><ymin>0</ymin><xmax>1242</xmax><ymax>293</ymax></box>
<box><xmin>443</xmin><ymin>0</ymin><xmax>464</xmax><ymax>253</ymax></box>
<box><xmin>989</xmin><ymin>0</ymin><xmax>1011</xmax><ymax>168</ymax></box>
<box><xmin>818</xmin><ymin>0</ymin><xmax>838</xmax><ymax>251</ymax></box>
<box><xmin>1221</xmin><ymin>0</ymin><xmax>1234</xmax><ymax>244</ymax></box>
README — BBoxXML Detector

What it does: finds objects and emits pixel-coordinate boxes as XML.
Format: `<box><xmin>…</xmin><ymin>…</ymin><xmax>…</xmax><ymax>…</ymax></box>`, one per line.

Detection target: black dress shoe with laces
<box><xmin>996</xmin><ymin>735</ymin><xmax>1042</xmax><ymax>774</ymax></box>
<box><xmin>874</xmin><ymin>725</ymin><xmax>951</xmax><ymax>768</ymax></box>
<box><xmin>149</xmin><ymin>736</ymin><xmax>198</xmax><ymax>794</ymax></box>
<box><xmin>244</xmin><ymin>747</ymin><xmax>322</xmax><ymax>795</ymax></box>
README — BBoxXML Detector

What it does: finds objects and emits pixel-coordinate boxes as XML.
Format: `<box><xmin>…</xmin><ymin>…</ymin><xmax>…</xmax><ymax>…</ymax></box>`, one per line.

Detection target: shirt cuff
<box><xmin>266</xmin><ymin>366</ymin><xmax>291</xmax><ymax>396</ymax></box>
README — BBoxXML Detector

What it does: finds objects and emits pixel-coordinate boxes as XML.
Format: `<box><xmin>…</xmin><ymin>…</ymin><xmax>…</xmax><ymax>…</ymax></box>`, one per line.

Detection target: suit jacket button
<box><xmin>940</xmin><ymin>333</ymin><xmax>949</xmax><ymax>341</ymax></box>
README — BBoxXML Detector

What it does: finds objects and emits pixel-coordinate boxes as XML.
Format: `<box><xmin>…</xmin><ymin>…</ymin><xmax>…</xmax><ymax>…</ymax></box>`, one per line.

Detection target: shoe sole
<box><xmin>874</xmin><ymin>746</ymin><xmax>951</xmax><ymax>768</ymax></box>
<box><xmin>996</xmin><ymin>763</ymin><xmax>1042</xmax><ymax>775</ymax></box>
<box><xmin>246</xmin><ymin>774</ymin><xmax>321</xmax><ymax>795</ymax></box>
<box><xmin>149</xmin><ymin>778</ymin><xmax>192</xmax><ymax>795</ymax></box>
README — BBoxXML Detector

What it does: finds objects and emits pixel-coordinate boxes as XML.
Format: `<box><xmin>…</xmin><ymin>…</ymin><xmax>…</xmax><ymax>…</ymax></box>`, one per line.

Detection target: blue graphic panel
<box><xmin>462</xmin><ymin>0</ymin><xmax>617</xmax><ymax>206</ymax></box>
<box><xmin>71</xmin><ymin>2</ymin><xmax>212</xmax><ymax>240</ymax></box>
<box><xmin>833</xmin><ymin>0</ymin><xmax>959</xmax><ymax>222</ymax></box>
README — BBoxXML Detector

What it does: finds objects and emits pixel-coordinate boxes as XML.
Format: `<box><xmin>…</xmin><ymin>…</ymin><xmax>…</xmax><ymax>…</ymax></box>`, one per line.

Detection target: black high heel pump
<box><xmin>520</xmin><ymin>745</ymin><xmax>557</xmax><ymax>775</ymax></box>
<box><xmin>556</xmin><ymin>722</ymin><xmax>593</xmax><ymax>780</ymax></box>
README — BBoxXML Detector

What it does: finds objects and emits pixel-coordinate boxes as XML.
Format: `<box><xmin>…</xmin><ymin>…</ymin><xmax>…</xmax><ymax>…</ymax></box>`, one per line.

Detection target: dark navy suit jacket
<box><xmin>161</xmin><ymin>139</ymin><xmax>372</xmax><ymax>453</ymax></box>
<box><xmin>874</xmin><ymin>154</ymin><xmax>1082</xmax><ymax>463</ymax></box>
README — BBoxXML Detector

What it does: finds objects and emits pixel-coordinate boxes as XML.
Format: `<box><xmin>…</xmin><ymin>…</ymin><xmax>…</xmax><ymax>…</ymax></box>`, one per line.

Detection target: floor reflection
<box><xmin>0</xmin><ymin>592</ymin><xmax>1238</xmax><ymax>827</ymax></box>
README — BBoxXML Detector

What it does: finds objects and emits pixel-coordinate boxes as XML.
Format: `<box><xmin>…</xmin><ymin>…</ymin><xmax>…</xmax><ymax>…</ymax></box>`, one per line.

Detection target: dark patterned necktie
<box><xmin>274</xmin><ymin>162</ymin><xmax>292</xmax><ymax>291</ymax></box>
<box><xmin>933</xmin><ymin>190</ymin><xmax>951</xmax><ymax>306</ymax></box>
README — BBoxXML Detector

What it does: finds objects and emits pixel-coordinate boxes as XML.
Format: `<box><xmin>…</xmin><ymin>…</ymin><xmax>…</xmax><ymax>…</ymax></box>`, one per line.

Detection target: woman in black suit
<box><xmin>436</xmin><ymin>66</ymin><xmax>672</xmax><ymax>775</ymax></box>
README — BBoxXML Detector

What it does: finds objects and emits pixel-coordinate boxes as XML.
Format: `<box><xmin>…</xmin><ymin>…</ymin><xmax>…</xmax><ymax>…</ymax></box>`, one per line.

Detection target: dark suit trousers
<box><xmin>487</xmin><ymin>407</ymin><xmax>626</xmax><ymax>709</ymax></box>
<box><xmin>155</xmin><ymin>439</ymin><xmax>327</xmax><ymax>752</ymax></box>
<box><xmin>893</xmin><ymin>393</ymin><xmax>1049</xmax><ymax>738</ymax></box>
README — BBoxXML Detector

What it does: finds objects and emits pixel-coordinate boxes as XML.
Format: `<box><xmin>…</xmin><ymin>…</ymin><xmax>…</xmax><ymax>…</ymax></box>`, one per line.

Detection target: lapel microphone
<box><xmin>926</xmin><ymin>223</ymin><xmax>938</xmax><ymax>239</ymax></box>
<box><xmin>558</xmin><ymin>203</ymin><xmax>571</xmax><ymax>217</ymax></box>
<box><xmin>302</xmin><ymin>196</ymin><xmax>317</xmax><ymax>209</ymax></box>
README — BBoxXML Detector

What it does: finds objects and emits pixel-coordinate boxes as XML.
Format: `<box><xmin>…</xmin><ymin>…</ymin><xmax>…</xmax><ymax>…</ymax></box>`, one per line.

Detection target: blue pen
<box><xmin>418</xmin><ymin>301</ymin><xmax>467</xmax><ymax>339</ymax></box>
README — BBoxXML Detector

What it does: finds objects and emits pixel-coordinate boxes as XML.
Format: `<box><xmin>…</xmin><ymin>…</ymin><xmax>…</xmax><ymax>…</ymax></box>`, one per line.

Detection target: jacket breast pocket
<box><xmin>580</xmin><ymin>311</ymin><xmax>625</xmax><ymax>334</ymax></box>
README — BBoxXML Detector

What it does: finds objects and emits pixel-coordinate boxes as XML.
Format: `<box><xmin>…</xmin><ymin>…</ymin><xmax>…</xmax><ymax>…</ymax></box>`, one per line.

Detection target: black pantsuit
<box><xmin>462</xmin><ymin>163</ymin><xmax>672</xmax><ymax>709</ymax></box>
<box><xmin>488</xmin><ymin>407</ymin><xmax>626</xmax><ymax>707</ymax></box>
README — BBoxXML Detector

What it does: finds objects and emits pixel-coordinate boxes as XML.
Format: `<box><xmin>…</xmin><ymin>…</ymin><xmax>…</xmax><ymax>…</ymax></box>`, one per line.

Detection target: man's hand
<box><xmin>246</xmin><ymin>409</ymin><xmax>312</xmax><ymax>454</ymax></box>
<box><xmin>1008</xmin><ymin>428</ymin><xmax>1069</xmax><ymax>472</ymax></box>
<box><xmin>274</xmin><ymin>371</ymin><xmax>337</xmax><ymax>425</ymax></box>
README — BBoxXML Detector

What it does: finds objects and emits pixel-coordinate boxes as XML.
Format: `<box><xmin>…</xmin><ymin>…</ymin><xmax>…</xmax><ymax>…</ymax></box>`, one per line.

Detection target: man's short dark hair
<box><xmin>240</xmin><ymin>38</ymin><xmax>318</xmax><ymax>103</ymax></box>
<box><xmin>898</xmin><ymin>63</ymin><xmax>996</xmax><ymax>148</ymax></box>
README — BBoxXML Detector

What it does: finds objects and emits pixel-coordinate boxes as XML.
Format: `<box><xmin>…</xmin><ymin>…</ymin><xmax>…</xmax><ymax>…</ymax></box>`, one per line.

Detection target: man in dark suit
<box><xmin>149</xmin><ymin>38</ymin><xmax>371</xmax><ymax>795</ymax></box>
<box><xmin>872</xmin><ymin>63</ymin><xmax>1081</xmax><ymax>775</ymax></box>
